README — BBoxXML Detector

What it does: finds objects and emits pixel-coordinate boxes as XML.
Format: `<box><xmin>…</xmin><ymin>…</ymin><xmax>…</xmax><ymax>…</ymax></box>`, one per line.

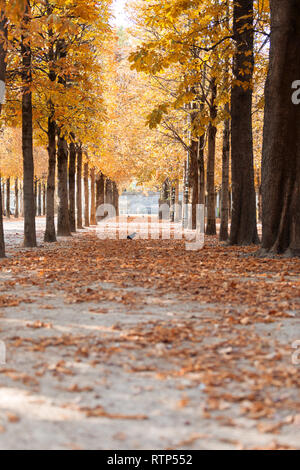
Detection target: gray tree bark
<box><xmin>261</xmin><ymin>0</ymin><xmax>300</xmax><ymax>255</ymax></box>
<box><xmin>229</xmin><ymin>0</ymin><xmax>259</xmax><ymax>245</ymax></box>
<box><xmin>22</xmin><ymin>0</ymin><xmax>36</xmax><ymax>247</ymax></box>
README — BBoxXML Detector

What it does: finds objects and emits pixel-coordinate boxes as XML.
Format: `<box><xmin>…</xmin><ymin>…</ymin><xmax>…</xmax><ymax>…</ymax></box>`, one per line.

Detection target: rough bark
<box><xmin>57</xmin><ymin>134</ymin><xmax>71</xmax><ymax>236</ymax></box>
<box><xmin>84</xmin><ymin>162</ymin><xmax>89</xmax><ymax>227</ymax></box>
<box><xmin>112</xmin><ymin>181</ymin><xmax>119</xmax><ymax>217</ymax></box>
<box><xmin>6</xmin><ymin>177</ymin><xmax>10</xmax><ymax>218</ymax></box>
<box><xmin>76</xmin><ymin>145</ymin><xmax>83</xmax><ymax>229</ymax></box>
<box><xmin>189</xmin><ymin>139</ymin><xmax>199</xmax><ymax>230</ymax></box>
<box><xmin>44</xmin><ymin>1</ymin><xmax>56</xmax><ymax>242</ymax></box>
<box><xmin>1</xmin><ymin>181</ymin><xmax>4</xmax><ymax>216</ymax></box>
<box><xmin>34</xmin><ymin>178</ymin><xmax>37</xmax><ymax>215</ymax></box>
<box><xmin>229</xmin><ymin>0</ymin><xmax>259</xmax><ymax>245</ymax></box>
<box><xmin>96</xmin><ymin>172</ymin><xmax>105</xmax><ymax>222</ymax></box>
<box><xmin>14</xmin><ymin>178</ymin><xmax>19</xmax><ymax>218</ymax></box>
<box><xmin>198</xmin><ymin>134</ymin><xmax>205</xmax><ymax>205</ymax></box>
<box><xmin>0</xmin><ymin>179</ymin><xmax>4</xmax><ymax>257</ymax></box>
<box><xmin>68</xmin><ymin>141</ymin><xmax>76</xmax><ymax>232</ymax></box>
<box><xmin>20</xmin><ymin>184</ymin><xmax>24</xmax><ymax>217</ymax></box>
<box><xmin>105</xmin><ymin>178</ymin><xmax>113</xmax><ymax>206</ymax></box>
<box><xmin>42</xmin><ymin>182</ymin><xmax>46</xmax><ymax>216</ymax></box>
<box><xmin>37</xmin><ymin>181</ymin><xmax>42</xmax><ymax>216</ymax></box>
<box><xmin>90</xmin><ymin>167</ymin><xmax>96</xmax><ymax>225</ymax></box>
<box><xmin>261</xmin><ymin>0</ymin><xmax>300</xmax><ymax>255</ymax></box>
<box><xmin>220</xmin><ymin>107</ymin><xmax>230</xmax><ymax>241</ymax></box>
<box><xmin>22</xmin><ymin>1</ymin><xmax>36</xmax><ymax>247</ymax></box>
<box><xmin>44</xmin><ymin>116</ymin><xmax>56</xmax><ymax>242</ymax></box>
<box><xmin>206</xmin><ymin>79</ymin><xmax>217</xmax><ymax>235</ymax></box>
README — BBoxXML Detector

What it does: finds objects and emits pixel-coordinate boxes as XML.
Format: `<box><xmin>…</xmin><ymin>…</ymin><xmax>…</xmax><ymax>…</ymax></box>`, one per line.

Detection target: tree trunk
<box><xmin>14</xmin><ymin>178</ymin><xmax>19</xmax><ymax>218</ymax></box>
<box><xmin>22</xmin><ymin>1</ymin><xmax>36</xmax><ymax>248</ymax></box>
<box><xmin>261</xmin><ymin>0</ymin><xmax>300</xmax><ymax>255</ymax></box>
<box><xmin>0</xmin><ymin>179</ymin><xmax>4</xmax><ymax>257</ymax></box>
<box><xmin>189</xmin><ymin>139</ymin><xmax>199</xmax><ymax>230</ymax></box>
<box><xmin>44</xmin><ymin>116</ymin><xmax>56</xmax><ymax>242</ymax></box>
<box><xmin>90</xmin><ymin>167</ymin><xmax>96</xmax><ymax>225</ymax></box>
<box><xmin>68</xmin><ymin>141</ymin><xmax>76</xmax><ymax>231</ymax></box>
<box><xmin>42</xmin><ymin>182</ymin><xmax>46</xmax><ymax>216</ymax></box>
<box><xmin>112</xmin><ymin>181</ymin><xmax>119</xmax><ymax>217</ymax></box>
<box><xmin>198</xmin><ymin>134</ymin><xmax>205</xmax><ymax>205</ymax></box>
<box><xmin>57</xmin><ymin>134</ymin><xmax>71</xmax><ymax>236</ymax></box>
<box><xmin>6</xmin><ymin>177</ymin><xmax>10</xmax><ymax>218</ymax></box>
<box><xmin>206</xmin><ymin>79</ymin><xmax>217</xmax><ymax>235</ymax></box>
<box><xmin>220</xmin><ymin>108</ymin><xmax>230</xmax><ymax>241</ymax></box>
<box><xmin>20</xmin><ymin>184</ymin><xmax>24</xmax><ymax>217</ymax></box>
<box><xmin>76</xmin><ymin>145</ymin><xmax>83</xmax><ymax>229</ymax></box>
<box><xmin>44</xmin><ymin>2</ymin><xmax>56</xmax><ymax>241</ymax></box>
<box><xmin>229</xmin><ymin>0</ymin><xmax>259</xmax><ymax>245</ymax></box>
<box><xmin>34</xmin><ymin>178</ymin><xmax>37</xmax><ymax>216</ymax></box>
<box><xmin>1</xmin><ymin>181</ymin><xmax>4</xmax><ymax>216</ymax></box>
<box><xmin>105</xmin><ymin>178</ymin><xmax>113</xmax><ymax>206</ymax></box>
<box><xmin>96</xmin><ymin>172</ymin><xmax>105</xmax><ymax>222</ymax></box>
<box><xmin>38</xmin><ymin>181</ymin><xmax>42</xmax><ymax>216</ymax></box>
<box><xmin>84</xmin><ymin>161</ymin><xmax>89</xmax><ymax>227</ymax></box>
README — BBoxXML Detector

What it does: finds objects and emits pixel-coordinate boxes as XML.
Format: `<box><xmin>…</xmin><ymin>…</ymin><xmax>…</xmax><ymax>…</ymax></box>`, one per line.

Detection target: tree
<box><xmin>261</xmin><ymin>0</ymin><xmax>300</xmax><ymax>256</ymax></box>
<box><xmin>219</xmin><ymin>101</ymin><xmax>230</xmax><ymax>241</ymax></box>
<box><xmin>21</xmin><ymin>0</ymin><xmax>36</xmax><ymax>247</ymax></box>
<box><xmin>76</xmin><ymin>144</ymin><xmax>83</xmax><ymax>229</ymax></box>
<box><xmin>44</xmin><ymin>115</ymin><xmax>56</xmax><ymax>242</ymax></box>
<box><xmin>69</xmin><ymin>140</ymin><xmax>76</xmax><ymax>232</ymax></box>
<box><xmin>206</xmin><ymin>78</ymin><xmax>217</xmax><ymax>235</ymax></box>
<box><xmin>0</xmin><ymin>2</ymin><xmax>6</xmax><ymax>257</ymax></box>
<box><xmin>57</xmin><ymin>131</ymin><xmax>71</xmax><ymax>236</ymax></box>
<box><xmin>229</xmin><ymin>0</ymin><xmax>259</xmax><ymax>246</ymax></box>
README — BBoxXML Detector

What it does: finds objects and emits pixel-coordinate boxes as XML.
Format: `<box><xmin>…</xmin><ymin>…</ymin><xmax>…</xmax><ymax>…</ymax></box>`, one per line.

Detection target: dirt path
<box><xmin>0</xmin><ymin>218</ymin><xmax>299</xmax><ymax>450</ymax></box>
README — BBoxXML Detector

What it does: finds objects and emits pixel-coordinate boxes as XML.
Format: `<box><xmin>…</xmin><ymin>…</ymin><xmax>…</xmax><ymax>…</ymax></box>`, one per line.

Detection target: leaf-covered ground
<box><xmin>0</xmin><ymin>218</ymin><xmax>299</xmax><ymax>450</ymax></box>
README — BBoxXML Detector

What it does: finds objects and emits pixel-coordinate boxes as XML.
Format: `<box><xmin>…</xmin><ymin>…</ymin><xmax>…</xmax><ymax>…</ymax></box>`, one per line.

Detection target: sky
<box><xmin>112</xmin><ymin>0</ymin><xmax>130</xmax><ymax>27</ymax></box>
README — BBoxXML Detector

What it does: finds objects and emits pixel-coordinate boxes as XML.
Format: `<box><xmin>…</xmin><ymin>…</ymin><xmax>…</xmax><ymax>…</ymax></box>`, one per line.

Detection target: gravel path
<box><xmin>0</xmin><ymin>218</ymin><xmax>299</xmax><ymax>450</ymax></box>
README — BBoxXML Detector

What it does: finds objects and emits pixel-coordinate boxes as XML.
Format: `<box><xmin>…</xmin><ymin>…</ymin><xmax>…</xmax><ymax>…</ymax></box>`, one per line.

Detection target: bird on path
<box><xmin>127</xmin><ymin>232</ymin><xmax>137</xmax><ymax>240</ymax></box>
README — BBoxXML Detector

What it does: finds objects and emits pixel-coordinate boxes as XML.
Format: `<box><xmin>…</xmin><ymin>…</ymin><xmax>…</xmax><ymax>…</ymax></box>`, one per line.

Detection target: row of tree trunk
<box><xmin>45</xmin><ymin>137</ymin><xmax>119</xmax><ymax>243</ymax></box>
<box><xmin>1</xmin><ymin>177</ymin><xmax>49</xmax><ymax>219</ymax></box>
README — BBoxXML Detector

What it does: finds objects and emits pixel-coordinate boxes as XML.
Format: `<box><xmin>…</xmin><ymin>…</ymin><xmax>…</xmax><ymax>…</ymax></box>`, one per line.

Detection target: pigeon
<box><xmin>127</xmin><ymin>232</ymin><xmax>137</xmax><ymax>240</ymax></box>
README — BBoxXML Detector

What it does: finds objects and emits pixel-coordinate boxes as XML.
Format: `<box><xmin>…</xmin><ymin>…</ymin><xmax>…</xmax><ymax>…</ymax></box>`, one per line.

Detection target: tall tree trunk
<box><xmin>6</xmin><ymin>177</ymin><xmax>10</xmax><ymax>218</ymax></box>
<box><xmin>262</xmin><ymin>0</ymin><xmax>300</xmax><ymax>255</ymax></box>
<box><xmin>34</xmin><ymin>178</ymin><xmax>37</xmax><ymax>216</ymax></box>
<box><xmin>96</xmin><ymin>172</ymin><xmax>105</xmax><ymax>222</ymax></box>
<box><xmin>112</xmin><ymin>181</ymin><xmax>119</xmax><ymax>217</ymax></box>
<box><xmin>0</xmin><ymin>179</ymin><xmax>4</xmax><ymax>257</ymax></box>
<box><xmin>44</xmin><ymin>2</ymin><xmax>56</xmax><ymax>242</ymax></box>
<box><xmin>21</xmin><ymin>0</ymin><xmax>36</xmax><ymax>247</ymax></box>
<box><xmin>68</xmin><ymin>141</ymin><xmax>76</xmax><ymax>231</ymax></box>
<box><xmin>220</xmin><ymin>106</ymin><xmax>230</xmax><ymax>241</ymax></box>
<box><xmin>76</xmin><ymin>145</ymin><xmax>83</xmax><ymax>229</ymax></box>
<box><xmin>206</xmin><ymin>79</ymin><xmax>217</xmax><ymax>235</ymax></box>
<box><xmin>90</xmin><ymin>167</ymin><xmax>96</xmax><ymax>225</ymax></box>
<box><xmin>42</xmin><ymin>182</ymin><xmax>46</xmax><ymax>216</ymax></box>
<box><xmin>190</xmin><ymin>139</ymin><xmax>199</xmax><ymax>230</ymax></box>
<box><xmin>14</xmin><ymin>178</ymin><xmax>19</xmax><ymax>218</ymax></box>
<box><xmin>198</xmin><ymin>134</ymin><xmax>205</xmax><ymax>205</ymax></box>
<box><xmin>1</xmin><ymin>181</ymin><xmax>4</xmax><ymax>216</ymax></box>
<box><xmin>229</xmin><ymin>0</ymin><xmax>259</xmax><ymax>245</ymax></box>
<box><xmin>44</xmin><ymin>116</ymin><xmax>56</xmax><ymax>242</ymax></box>
<box><xmin>84</xmin><ymin>161</ymin><xmax>89</xmax><ymax>227</ymax></box>
<box><xmin>57</xmin><ymin>133</ymin><xmax>71</xmax><ymax>236</ymax></box>
<box><xmin>38</xmin><ymin>181</ymin><xmax>41</xmax><ymax>216</ymax></box>
<box><xmin>20</xmin><ymin>184</ymin><xmax>24</xmax><ymax>217</ymax></box>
